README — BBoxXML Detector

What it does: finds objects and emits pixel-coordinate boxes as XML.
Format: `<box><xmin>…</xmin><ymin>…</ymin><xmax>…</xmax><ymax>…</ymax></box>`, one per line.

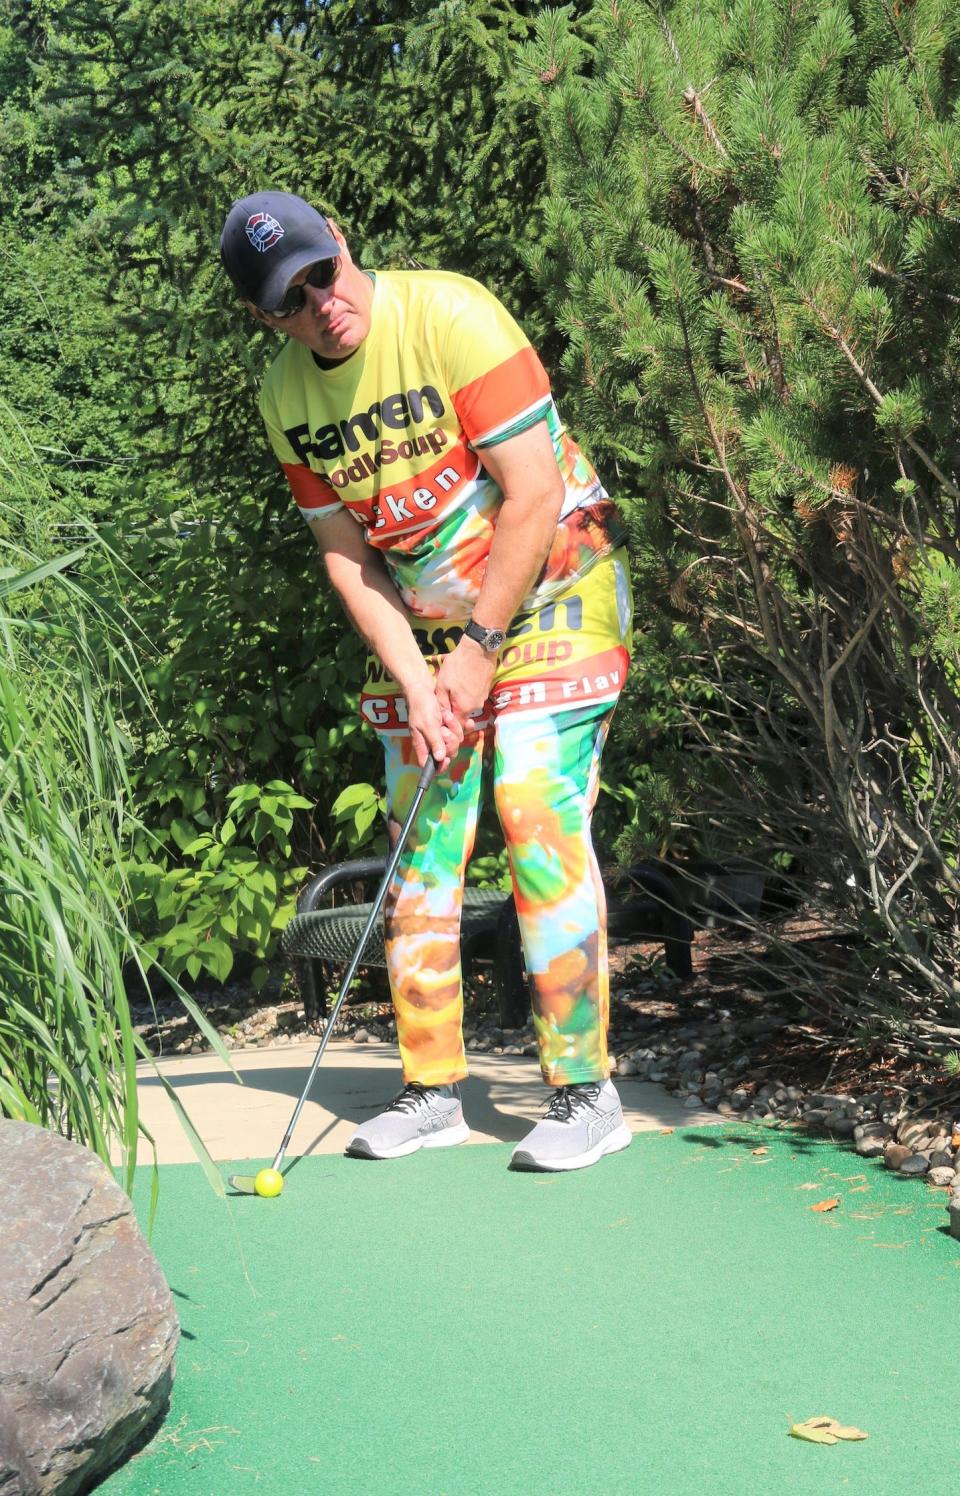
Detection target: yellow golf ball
<box><xmin>254</xmin><ymin>1168</ymin><xmax>284</xmax><ymax>1198</ymax></box>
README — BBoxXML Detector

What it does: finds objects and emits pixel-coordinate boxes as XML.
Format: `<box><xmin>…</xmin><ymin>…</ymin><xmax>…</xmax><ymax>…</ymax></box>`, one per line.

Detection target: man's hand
<box><xmin>406</xmin><ymin>680</ymin><xmax>463</xmax><ymax>770</ymax></box>
<box><xmin>434</xmin><ymin>638</ymin><xmax>497</xmax><ymax>729</ymax></box>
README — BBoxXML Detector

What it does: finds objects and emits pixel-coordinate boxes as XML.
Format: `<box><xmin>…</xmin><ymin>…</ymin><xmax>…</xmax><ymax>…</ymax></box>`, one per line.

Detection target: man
<box><xmin>220</xmin><ymin>191</ymin><xmax>634</xmax><ymax>1171</ymax></box>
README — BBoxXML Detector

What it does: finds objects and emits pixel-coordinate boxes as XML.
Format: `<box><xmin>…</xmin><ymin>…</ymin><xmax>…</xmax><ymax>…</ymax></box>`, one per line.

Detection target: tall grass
<box><xmin>0</xmin><ymin>409</ymin><xmax>229</xmax><ymax>1196</ymax></box>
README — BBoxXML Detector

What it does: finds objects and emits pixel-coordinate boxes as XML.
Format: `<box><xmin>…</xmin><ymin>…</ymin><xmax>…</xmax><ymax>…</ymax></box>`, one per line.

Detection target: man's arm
<box><xmin>311</xmin><ymin>510</ymin><xmax>461</xmax><ymax>767</ymax></box>
<box><xmin>433</xmin><ymin>420</ymin><xmax>564</xmax><ymax>725</ymax></box>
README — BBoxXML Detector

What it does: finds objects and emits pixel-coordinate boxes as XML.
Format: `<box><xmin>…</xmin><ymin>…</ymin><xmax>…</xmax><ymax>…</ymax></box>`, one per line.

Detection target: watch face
<box><xmin>466</xmin><ymin>619</ymin><xmax>505</xmax><ymax>652</ymax></box>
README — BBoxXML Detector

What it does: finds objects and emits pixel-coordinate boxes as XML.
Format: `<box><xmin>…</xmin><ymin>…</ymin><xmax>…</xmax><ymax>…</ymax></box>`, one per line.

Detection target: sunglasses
<box><xmin>267</xmin><ymin>256</ymin><xmax>340</xmax><ymax>318</ymax></box>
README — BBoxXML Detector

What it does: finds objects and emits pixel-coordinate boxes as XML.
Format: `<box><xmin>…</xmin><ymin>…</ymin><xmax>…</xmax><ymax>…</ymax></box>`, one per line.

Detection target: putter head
<box><xmin>228</xmin><ymin>1167</ymin><xmax>284</xmax><ymax>1197</ymax></box>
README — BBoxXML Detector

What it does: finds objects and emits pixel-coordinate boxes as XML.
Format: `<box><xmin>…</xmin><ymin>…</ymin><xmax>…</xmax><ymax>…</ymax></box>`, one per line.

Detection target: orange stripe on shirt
<box><xmin>282</xmin><ymin>463</ymin><xmax>340</xmax><ymax>515</ymax></box>
<box><xmin>451</xmin><ymin>346</ymin><xmax>550</xmax><ymax>445</ymax></box>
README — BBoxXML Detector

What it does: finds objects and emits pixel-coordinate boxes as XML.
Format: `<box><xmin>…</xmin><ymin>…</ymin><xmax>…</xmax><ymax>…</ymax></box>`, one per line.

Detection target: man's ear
<box><xmin>244</xmin><ymin>299</ymin><xmax>273</xmax><ymax>328</ymax></box>
<box><xmin>327</xmin><ymin>220</ymin><xmax>350</xmax><ymax>258</ymax></box>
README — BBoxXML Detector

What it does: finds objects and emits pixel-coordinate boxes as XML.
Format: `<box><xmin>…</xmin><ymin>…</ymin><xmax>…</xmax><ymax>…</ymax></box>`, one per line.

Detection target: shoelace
<box><xmin>384</xmin><ymin>1082</ymin><xmax>440</xmax><ymax>1115</ymax></box>
<box><xmin>544</xmin><ymin>1084</ymin><xmax>603</xmax><ymax>1122</ymax></box>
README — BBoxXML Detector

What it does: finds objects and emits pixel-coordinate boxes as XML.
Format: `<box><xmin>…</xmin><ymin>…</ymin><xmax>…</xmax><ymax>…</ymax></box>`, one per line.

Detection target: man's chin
<box><xmin>312</xmin><ymin>328</ymin><xmax>361</xmax><ymax>359</ymax></box>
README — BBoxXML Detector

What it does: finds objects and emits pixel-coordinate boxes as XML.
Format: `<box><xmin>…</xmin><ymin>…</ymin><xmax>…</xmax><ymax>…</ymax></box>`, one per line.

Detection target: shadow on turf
<box><xmin>137</xmin><ymin>1058</ymin><xmax>694</xmax><ymax>1147</ymax></box>
<box><xmin>679</xmin><ymin>1127</ymin><xmax>828</xmax><ymax>1154</ymax></box>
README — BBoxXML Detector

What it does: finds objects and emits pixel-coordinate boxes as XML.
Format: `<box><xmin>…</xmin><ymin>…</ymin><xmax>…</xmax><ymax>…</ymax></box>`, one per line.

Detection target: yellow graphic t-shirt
<box><xmin>259</xmin><ymin>270</ymin><xmax>624</xmax><ymax>620</ymax></box>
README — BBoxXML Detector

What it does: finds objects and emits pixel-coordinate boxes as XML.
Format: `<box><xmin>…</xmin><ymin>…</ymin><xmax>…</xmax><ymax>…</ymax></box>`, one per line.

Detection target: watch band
<box><xmin>463</xmin><ymin>618</ymin><xmax>506</xmax><ymax>654</ymax></box>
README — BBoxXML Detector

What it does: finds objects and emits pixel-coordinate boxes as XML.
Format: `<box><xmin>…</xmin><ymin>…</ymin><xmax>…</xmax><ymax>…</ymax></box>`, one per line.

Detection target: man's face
<box><xmin>250</xmin><ymin>225</ymin><xmax>374</xmax><ymax>359</ymax></box>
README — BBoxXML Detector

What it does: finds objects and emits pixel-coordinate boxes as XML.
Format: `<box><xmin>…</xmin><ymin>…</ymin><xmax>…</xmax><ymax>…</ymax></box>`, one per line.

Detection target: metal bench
<box><xmin>281</xmin><ymin>858</ymin><xmax>694</xmax><ymax>1028</ymax></box>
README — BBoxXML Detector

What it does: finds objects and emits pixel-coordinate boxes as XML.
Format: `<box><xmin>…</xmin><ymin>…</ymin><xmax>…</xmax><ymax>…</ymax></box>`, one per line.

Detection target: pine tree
<box><xmin>524</xmin><ymin>0</ymin><xmax>960</xmax><ymax>1056</ymax></box>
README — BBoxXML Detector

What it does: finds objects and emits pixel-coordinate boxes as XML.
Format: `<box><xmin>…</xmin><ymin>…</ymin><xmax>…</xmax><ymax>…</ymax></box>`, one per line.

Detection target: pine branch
<box><xmin>805</xmin><ymin>297</ymin><xmax>960</xmax><ymax>504</ymax></box>
<box><xmin>682</xmin><ymin>83</ymin><xmax>728</xmax><ymax>159</ymax></box>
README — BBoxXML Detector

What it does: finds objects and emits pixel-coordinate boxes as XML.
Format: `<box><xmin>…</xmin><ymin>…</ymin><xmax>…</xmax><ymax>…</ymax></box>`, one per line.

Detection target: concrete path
<box><xmin>131</xmin><ymin>1040</ymin><xmax>724</xmax><ymax>1164</ymax></box>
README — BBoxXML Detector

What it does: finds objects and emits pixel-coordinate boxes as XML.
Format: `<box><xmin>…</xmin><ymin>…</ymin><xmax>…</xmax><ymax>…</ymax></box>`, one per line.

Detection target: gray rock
<box><xmin>899</xmin><ymin>1153</ymin><xmax>930</xmax><ymax>1176</ymax></box>
<box><xmin>930</xmin><ymin>1150</ymin><xmax>955</xmax><ymax>1170</ymax></box>
<box><xmin>855</xmin><ymin>1136</ymin><xmax>887</xmax><ymax>1159</ymax></box>
<box><xmin>928</xmin><ymin>1167</ymin><xmax>956</xmax><ymax>1187</ymax></box>
<box><xmin>0</xmin><ymin>1121</ymin><xmax>178</xmax><ymax>1495</ymax></box>
<box><xmin>897</xmin><ymin>1119</ymin><xmax>934</xmax><ymax>1152</ymax></box>
<box><xmin>683</xmin><ymin>1094</ymin><xmax>705</xmax><ymax>1108</ymax></box>
<box><xmin>853</xmin><ymin>1121</ymin><xmax>892</xmax><ymax>1143</ymax></box>
<box><xmin>616</xmin><ymin>1057</ymin><xmax>638</xmax><ymax>1077</ymax></box>
<box><xmin>950</xmin><ymin>1192</ymin><xmax>960</xmax><ymax>1242</ymax></box>
<box><xmin>822</xmin><ymin>1112</ymin><xmax>857</xmax><ymax>1136</ymax></box>
<box><xmin>884</xmin><ymin>1143</ymin><xmax>913</xmax><ymax>1171</ymax></box>
<box><xmin>352</xmin><ymin>1028</ymin><xmax>370</xmax><ymax>1044</ymax></box>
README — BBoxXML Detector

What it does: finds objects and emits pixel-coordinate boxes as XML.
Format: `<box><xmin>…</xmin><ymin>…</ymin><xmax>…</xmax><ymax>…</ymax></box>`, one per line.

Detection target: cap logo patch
<box><xmin>245</xmin><ymin>211</ymin><xmax>284</xmax><ymax>253</ymax></box>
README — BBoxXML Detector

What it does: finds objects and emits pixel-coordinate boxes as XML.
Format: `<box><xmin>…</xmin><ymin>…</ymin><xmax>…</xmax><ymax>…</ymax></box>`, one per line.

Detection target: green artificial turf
<box><xmin>100</xmin><ymin>1124</ymin><xmax>958</xmax><ymax>1496</ymax></box>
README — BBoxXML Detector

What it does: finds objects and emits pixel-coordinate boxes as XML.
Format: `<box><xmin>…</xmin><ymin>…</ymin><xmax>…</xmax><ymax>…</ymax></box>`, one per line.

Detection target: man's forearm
<box><xmin>323</xmin><ymin>548</ymin><xmax>432</xmax><ymax>695</ymax></box>
<box><xmin>470</xmin><ymin>482</ymin><xmax>563</xmax><ymax>630</ymax></box>
<box><xmin>468</xmin><ymin>421</ymin><xmax>565</xmax><ymax>630</ymax></box>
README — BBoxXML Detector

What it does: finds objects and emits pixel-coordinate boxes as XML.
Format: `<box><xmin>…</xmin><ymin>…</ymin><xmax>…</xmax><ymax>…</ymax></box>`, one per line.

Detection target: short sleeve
<box><xmin>259</xmin><ymin>388</ymin><xmax>343</xmax><ymax>526</ymax></box>
<box><xmin>441</xmin><ymin>280</ymin><xmax>553</xmax><ymax>450</ymax></box>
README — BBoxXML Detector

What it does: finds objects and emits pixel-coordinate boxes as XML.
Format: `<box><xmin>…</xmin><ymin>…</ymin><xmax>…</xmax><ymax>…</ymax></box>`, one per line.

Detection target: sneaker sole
<box><xmin>510</xmin><ymin>1122</ymin><xmax>632</xmax><ymax>1173</ymax></box>
<box><xmin>345</xmin><ymin>1120</ymin><xmax>471</xmax><ymax>1161</ymax></box>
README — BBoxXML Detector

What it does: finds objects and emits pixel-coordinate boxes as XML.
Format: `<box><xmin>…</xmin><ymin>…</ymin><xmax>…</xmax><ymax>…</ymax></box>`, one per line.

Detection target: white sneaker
<box><xmin>510</xmin><ymin>1080</ymin><xmax>632</xmax><ymax>1172</ymax></box>
<box><xmin>345</xmin><ymin>1083</ymin><xmax>470</xmax><ymax>1160</ymax></box>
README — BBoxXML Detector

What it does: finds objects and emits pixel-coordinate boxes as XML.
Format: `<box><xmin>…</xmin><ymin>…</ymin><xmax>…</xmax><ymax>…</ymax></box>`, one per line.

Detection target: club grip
<box><xmin>417</xmin><ymin>754</ymin><xmax>439</xmax><ymax>792</ymax></box>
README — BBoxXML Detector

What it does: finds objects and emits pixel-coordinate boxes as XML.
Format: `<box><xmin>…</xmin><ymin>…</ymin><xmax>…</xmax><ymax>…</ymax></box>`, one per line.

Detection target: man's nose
<box><xmin>305</xmin><ymin>280</ymin><xmax>336</xmax><ymax>313</ymax></box>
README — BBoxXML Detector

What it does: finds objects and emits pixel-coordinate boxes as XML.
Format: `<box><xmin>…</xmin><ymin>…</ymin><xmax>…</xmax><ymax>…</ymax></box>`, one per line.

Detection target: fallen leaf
<box><xmin>811</xmin><ymin>1197</ymin><xmax>840</xmax><ymax>1212</ymax></box>
<box><xmin>849</xmin><ymin>1184</ymin><xmax>870</xmax><ymax>1193</ymax></box>
<box><xmin>798</xmin><ymin>1183</ymin><xmax>820</xmax><ymax>1191</ymax></box>
<box><xmin>790</xmin><ymin>1416</ymin><xmax>868</xmax><ymax>1445</ymax></box>
<box><xmin>790</xmin><ymin>1419</ymin><xmax>838</xmax><ymax>1445</ymax></box>
<box><xmin>752</xmin><ymin>1146</ymin><xmax>768</xmax><ymax>1155</ymax></box>
<box><xmin>659</xmin><ymin>1127</ymin><xmax>674</xmax><ymax>1135</ymax></box>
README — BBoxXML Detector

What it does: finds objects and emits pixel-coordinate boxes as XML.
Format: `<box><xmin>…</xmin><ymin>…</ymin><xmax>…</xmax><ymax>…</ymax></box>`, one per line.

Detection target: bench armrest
<box><xmin>297</xmin><ymin>858</ymin><xmax>387</xmax><ymax>916</ymax></box>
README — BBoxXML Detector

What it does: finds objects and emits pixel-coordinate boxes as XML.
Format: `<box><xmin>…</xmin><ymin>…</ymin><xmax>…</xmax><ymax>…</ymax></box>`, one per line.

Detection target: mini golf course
<box><xmin>101</xmin><ymin>1123</ymin><xmax>958</xmax><ymax>1496</ymax></box>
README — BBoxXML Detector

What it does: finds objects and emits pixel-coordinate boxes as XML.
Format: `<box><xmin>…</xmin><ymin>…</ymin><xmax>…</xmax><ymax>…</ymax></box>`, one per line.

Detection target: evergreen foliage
<box><xmin>525</xmin><ymin>0</ymin><xmax>960</xmax><ymax>1050</ymax></box>
<box><xmin>4</xmin><ymin>0</ymin><xmax>960</xmax><ymax>1066</ymax></box>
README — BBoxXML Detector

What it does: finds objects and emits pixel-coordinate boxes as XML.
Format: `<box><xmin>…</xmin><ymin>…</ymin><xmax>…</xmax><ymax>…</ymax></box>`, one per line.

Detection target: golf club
<box><xmin>229</xmin><ymin>752</ymin><xmax>437</xmax><ymax>1196</ymax></box>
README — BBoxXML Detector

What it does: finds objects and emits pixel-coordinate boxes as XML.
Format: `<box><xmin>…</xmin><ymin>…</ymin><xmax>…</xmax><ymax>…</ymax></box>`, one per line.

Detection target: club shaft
<box><xmin>269</xmin><ymin>755</ymin><xmax>436</xmax><ymax>1170</ymax></box>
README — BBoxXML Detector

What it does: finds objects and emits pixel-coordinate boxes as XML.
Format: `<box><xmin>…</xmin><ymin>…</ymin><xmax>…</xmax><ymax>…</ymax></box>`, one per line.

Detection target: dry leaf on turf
<box><xmin>790</xmin><ymin>1417</ymin><xmax>868</xmax><ymax>1444</ymax></box>
<box><xmin>752</xmin><ymin>1147</ymin><xmax>768</xmax><ymax>1155</ymax></box>
<box><xmin>659</xmin><ymin>1128</ymin><xmax>674</xmax><ymax>1135</ymax></box>
<box><xmin>811</xmin><ymin>1197</ymin><xmax>840</xmax><ymax>1212</ymax></box>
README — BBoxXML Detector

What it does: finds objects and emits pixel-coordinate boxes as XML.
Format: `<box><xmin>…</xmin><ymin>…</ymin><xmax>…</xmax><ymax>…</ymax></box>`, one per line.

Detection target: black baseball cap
<box><xmin>220</xmin><ymin>191</ymin><xmax>339</xmax><ymax>310</ymax></box>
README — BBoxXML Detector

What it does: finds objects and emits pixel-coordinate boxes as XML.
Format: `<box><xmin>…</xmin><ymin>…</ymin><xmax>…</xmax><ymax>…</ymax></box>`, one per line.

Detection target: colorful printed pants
<box><xmin>360</xmin><ymin>548</ymin><xmax>632</xmax><ymax>1087</ymax></box>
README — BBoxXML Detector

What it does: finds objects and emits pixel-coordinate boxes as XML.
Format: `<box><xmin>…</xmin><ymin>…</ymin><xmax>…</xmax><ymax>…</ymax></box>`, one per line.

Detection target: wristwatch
<box><xmin>463</xmin><ymin>618</ymin><xmax>506</xmax><ymax>654</ymax></box>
